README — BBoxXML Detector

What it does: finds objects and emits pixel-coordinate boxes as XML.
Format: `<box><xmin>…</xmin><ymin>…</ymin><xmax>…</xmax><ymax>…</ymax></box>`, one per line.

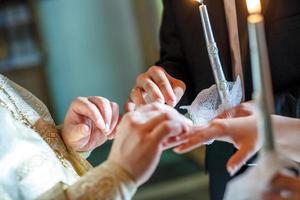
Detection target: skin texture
<box><xmin>108</xmin><ymin>103</ymin><xmax>192</xmax><ymax>186</ymax></box>
<box><xmin>126</xmin><ymin>66</ymin><xmax>185</xmax><ymax>112</ymax></box>
<box><xmin>62</xmin><ymin>96</ymin><xmax>119</xmax><ymax>152</ymax></box>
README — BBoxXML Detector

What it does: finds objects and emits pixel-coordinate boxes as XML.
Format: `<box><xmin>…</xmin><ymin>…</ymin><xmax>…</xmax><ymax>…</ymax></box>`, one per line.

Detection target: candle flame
<box><xmin>195</xmin><ymin>0</ymin><xmax>203</xmax><ymax>4</ymax></box>
<box><xmin>246</xmin><ymin>0</ymin><xmax>262</xmax><ymax>14</ymax></box>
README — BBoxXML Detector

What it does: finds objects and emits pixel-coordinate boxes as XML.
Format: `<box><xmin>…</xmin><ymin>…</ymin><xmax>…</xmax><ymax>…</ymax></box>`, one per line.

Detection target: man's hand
<box><xmin>174</xmin><ymin>102</ymin><xmax>261</xmax><ymax>176</ymax></box>
<box><xmin>126</xmin><ymin>66</ymin><xmax>186</xmax><ymax>112</ymax></box>
<box><xmin>108</xmin><ymin>103</ymin><xmax>192</xmax><ymax>186</ymax></box>
<box><xmin>62</xmin><ymin>96</ymin><xmax>119</xmax><ymax>152</ymax></box>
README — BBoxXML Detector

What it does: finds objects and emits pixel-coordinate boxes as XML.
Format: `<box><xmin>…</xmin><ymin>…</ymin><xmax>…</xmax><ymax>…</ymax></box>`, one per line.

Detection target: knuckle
<box><xmin>210</xmin><ymin>119</ymin><xmax>226</xmax><ymax>130</ymax></box>
<box><xmin>150</xmin><ymin>102</ymin><xmax>161</xmax><ymax>110</ymax></box>
<box><xmin>101</xmin><ymin>98</ymin><xmax>110</xmax><ymax>106</ymax></box>
<box><xmin>161</xmin><ymin>110</ymin><xmax>173</xmax><ymax>120</ymax></box>
<box><xmin>157</xmin><ymin>79</ymin><xmax>169</xmax><ymax>89</ymax></box>
<box><xmin>161</xmin><ymin>122</ymin><xmax>173</xmax><ymax>132</ymax></box>
<box><xmin>136</xmin><ymin>73</ymin><xmax>147</xmax><ymax>84</ymax></box>
<box><xmin>143</xmin><ymin>80</ymin><xmax>152</xmax><ymax>89</ymax></box>
<box><xmin>111</xmin><ymin>101</ymin><xmax>119</xmax><ymax>109</ymax></box>
<box><xmin>123</xmin><ymin>113</ymin><xmax>137</xmax><ymax>127</ymax></box>
<box><xmin>94</xmin><ymin>96</ymin><xmax>109</xmax><ymax>104</ymax></box>
<box><xmin>148</xmin><ymin>66</ymin><xmax>162</xmax><ymax>74</ymax></box>
<box><xmin>76</xmin><ymin>96</ymin><xmax>86</xmax><ymax>103</ymax></box>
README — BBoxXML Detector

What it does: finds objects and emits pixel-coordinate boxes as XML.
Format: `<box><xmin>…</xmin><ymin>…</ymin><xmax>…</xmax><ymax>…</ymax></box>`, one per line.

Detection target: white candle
<box><xmin>247</xmin><ymin>0</ymin><xmax>275</xmax><ymax>151</ymax></box>
<box><xmin>196</xmin><ymin>0</ymin><xmax>230</xmax><ymax>110</ymax></box>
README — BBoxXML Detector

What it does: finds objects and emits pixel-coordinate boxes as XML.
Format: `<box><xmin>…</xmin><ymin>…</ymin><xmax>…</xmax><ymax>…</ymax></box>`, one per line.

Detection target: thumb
<box><xmin>165</xmin><ymin>72</ymin><xmax>185</xmax><ymax>103</ymax></box>
<box><xmin>227</xmin><ymin>145</ymin><xmax>256</xmax><ymax>176</ymax></box>
<box><xmin>67</xmin><ymin>124</ymin><xmax>90</xmax><ymax>147</ymax></box>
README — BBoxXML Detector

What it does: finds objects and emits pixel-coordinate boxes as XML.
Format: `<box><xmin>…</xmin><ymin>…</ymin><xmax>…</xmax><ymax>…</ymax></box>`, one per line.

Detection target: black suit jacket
<box><xmin>156</xmin><ymin>0</ymin><xmax>300</xmax><ymax>199</ymax></box>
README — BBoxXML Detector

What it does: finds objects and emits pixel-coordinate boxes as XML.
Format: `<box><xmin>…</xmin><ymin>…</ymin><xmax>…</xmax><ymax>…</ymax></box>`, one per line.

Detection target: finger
<box><xmin>137</xmin><ymin>102</ymin><xmax>175</xmax><ymax>115</ymax></box>
<box><xmin>130</xmin><ymin>87</ymin><xmax>146</xmax><ymax>107</ymax></box>
<box><xmin>174</xmin><ymin>122</ymin><xmax>225</xmax><ymax>153</ymax></box>
<box><xmin>150</xmin><ymin>120</ymin><xmax>184</xmax><ymax>145</ymax></box>
<box><xmin>216</xmin><ymin>104</ymin><xmax>252</xmax><ymax>119</ymax></box>
<box><xmin>272</xmin><ymin>174</ymin><xmax>300</xmax><ymax>191</ymax></box>
<box><xmin>107</xmin><ymin>102</ymin><xmax>119</xmax><ymax>139</ymax></box>
<box><xmin>140</xmin><ymin>112</ymin><xmax>170</xmax><ymax>132</ymax></box>
<box><xmin>148</xmin><ymin>66</ymin><xmax>176</xmax><ymax>106</ymax></box>
<box><xmin>173</xmin><ymin>134</ymin><xmax>209</xmax><ymax>153</ymax></box>
<box><xmin>137</xmin><ymin>103</ymin><xmax>193</xmax><ymax>129</ymax></box>
<box><xmin>166</xmin><ymin>73</ymin><xmax>186</xmax><ymax>102</ymax></box>
<box><xmin>71</xmin><ymin>97</ymin><xmax>105</xmax><ymax>130</ymax></box>
<box><xmin>226</xmin><ymin>144</ymin><xmax>257</xmax><ymax>176</ymax></box>
<box><xmin>162</xmin><ymin>134</ymin><xmax>188</xmax><ymax>150</ymax></box>
<box><xmin>80</xmin><ymin>127</ymin><xmax>107</xmax><ymax>151</ymax></box>
<box><xmin>125</xmin><ymin>100</ymin><xmax>136</xmax><ymax>112</ymax></box>
<box><xmin>67</xmin><ymin>124</ymin><xmax>90</xmax><ymax>149</ymax></box>
<box><xmin>88</xmin><ymin>97</ymin><xmax>112</xmax><ymax>132</ymax></box>
<box><xmin>136</xmin><ymin>102</ymin><xmax>164</xmax><ymax>112</ymax></box>
<box><xmin>136</xmin><ymin>74</ymin><xmax>164</xmax><ymax>103</ymax></box>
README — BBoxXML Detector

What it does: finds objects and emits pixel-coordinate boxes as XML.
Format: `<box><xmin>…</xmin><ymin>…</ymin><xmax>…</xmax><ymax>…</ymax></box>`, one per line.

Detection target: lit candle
<box><xmin>196</xmin><ymin>0</ymin><xmax>231</xmax><ymax>110</ymax></box>
<box><xmin>247</xmin><ymin>0</ymin><xmax>275</xmax><ymax>151</ymax></box>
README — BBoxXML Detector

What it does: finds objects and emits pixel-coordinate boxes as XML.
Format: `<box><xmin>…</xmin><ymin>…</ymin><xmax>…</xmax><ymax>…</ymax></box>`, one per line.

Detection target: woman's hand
<box><xmin>174</xmin><ymin>102</ymin><xmax>262</xmax><ymax>175</ymax></box>
<box><xmin>62</xmin><ymin>96</ymin><xmax>119</xmax><ymax>152</ymax></box>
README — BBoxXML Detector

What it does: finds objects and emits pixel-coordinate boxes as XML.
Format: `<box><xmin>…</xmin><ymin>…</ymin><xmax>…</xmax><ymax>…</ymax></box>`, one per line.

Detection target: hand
<box><xmin>108</xmin><ymin>103</ymin><xmax>192</xmax><ymax>186</ymax></box>
<box><xmin>263</xmin><ymin>174</ymin><xmax>300</xmax><ymax>200</ymax></box>
<box><xmin>125</xmin><ymin>66</ymin><xmax>186</xmax><ymax>112</ymax></box>
<box><xmin>174</xmin><ymin>102</ymin><xmax>261</xmax><ymax>176</ymax></box>
<box><xmin>62</xmin><ymin>96</ymin><xmax>119</xmax><ymax>152</ymax></box>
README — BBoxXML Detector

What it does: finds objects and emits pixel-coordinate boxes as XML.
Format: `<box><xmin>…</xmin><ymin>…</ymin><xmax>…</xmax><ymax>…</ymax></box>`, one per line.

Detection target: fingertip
<box><xmin>97</xmin><ymin>119</ymin><xmax>106</xmax><ymax>130</ymax></box>
<box><xmin>227</xmin><ymin>160</ymin><xmax>242</xmax><ymax>176</ymax></box>
<box><xmin>104</xmin><ymin>124</ymin><xmax>110</xmax><ymax>133</ymax></box>
<box><xmin>107</xmin><ymin>133</ymin><xmax>115</xmax><ymax>140</ymax></box>
<box><xmin>174</xmin><ymin>87</ymin><xmax>184</xmax><ymax>99</ymax></box>
<box><xmin>227</xmin><ymin>165</ymin><xmax>237</xmax><ymax>176</ymax></box>
<box><xmin>173</xmin><ymin>148</ymin><xmax>181</xmax><ymax>154</ymax></box>
<box><xmin>166</xmin><ymin>99</ymin><xmax>176</xmax><ymax>107</ymax></box>
<box><xmin>173</xmin><ymin>146</ymin><xmax>186</xmax><ymax>154</ymax></box>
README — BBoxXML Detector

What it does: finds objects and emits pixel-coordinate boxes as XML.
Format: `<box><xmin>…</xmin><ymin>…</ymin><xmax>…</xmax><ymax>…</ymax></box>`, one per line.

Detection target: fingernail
<box><xmin>174</xmin><ymin>87</ymin><xmax>184</xmax><ymax>98</ymax></box>
<box><xmin>173</xmin><ymin>148</ymin><xmax>181</xmax><ymax>153</ymax></box>
<box><xmin>228</xmin><ymin>166</ymin><xmax>237</xmax><ymax>176</ymax></box>
<box><xmin>97</xmin><ymin>120</ymin><xmax>105</xmax><ymax>129</ymax></box>
<box><xmin>173</xmin><ymin>148</ymin><xmax>179</xmax><ymax>153</ymax></box>
<box><xmin>105</xmin><ymin>124</ymin><xmax>110</xmax><ymax>133</ymax></box>
<box><xmin>167</xmin><ymin>99</ymin><xmax>176</xmax><ymax>107</ymax></box>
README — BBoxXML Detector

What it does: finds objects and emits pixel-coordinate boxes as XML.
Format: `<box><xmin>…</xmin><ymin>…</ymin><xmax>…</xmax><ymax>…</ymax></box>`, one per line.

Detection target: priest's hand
<box><xmin>125</xmin><ymin>66</ymin><xmax>185</xmax><ymax>112</ymax></box>
<box><xmin>108</xmin><ymin>103</ymin><xmax>192</xmax><ymax>186</ymax></box>
<box><xmin>174</xmin><ymin>102</ymin><xmax>261</xmax><ymax>176</ymax></box>
<box><xmin>62</xmin><ymin>96</ymin><xmax>119</xmax><ymax>152</ymax></box>
<box><xmin>263</xmin><ymin>174</ymin><xmax>300</xmax><ymax>200</ymax></box>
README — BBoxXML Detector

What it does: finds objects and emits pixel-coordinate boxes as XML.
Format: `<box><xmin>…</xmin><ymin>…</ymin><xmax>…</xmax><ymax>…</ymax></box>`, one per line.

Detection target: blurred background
<box><xmin>0</xmin><ymin>0</ymin><xmax>208</xmax><ymax>199</ymax></box>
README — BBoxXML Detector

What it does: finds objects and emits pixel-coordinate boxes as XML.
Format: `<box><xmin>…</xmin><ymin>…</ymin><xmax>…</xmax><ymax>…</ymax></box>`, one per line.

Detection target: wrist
<box><xmin>98</xmin><ymin>160</ymin><xmax>137</xmax><ymax>196</ymax></box>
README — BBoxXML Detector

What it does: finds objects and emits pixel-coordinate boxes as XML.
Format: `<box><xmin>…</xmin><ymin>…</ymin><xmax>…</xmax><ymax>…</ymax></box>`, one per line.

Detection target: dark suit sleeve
<box><xmin>155</xmin><ymin>0</ymin><xmax>188</xmax><ymax>83</ymax></box>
